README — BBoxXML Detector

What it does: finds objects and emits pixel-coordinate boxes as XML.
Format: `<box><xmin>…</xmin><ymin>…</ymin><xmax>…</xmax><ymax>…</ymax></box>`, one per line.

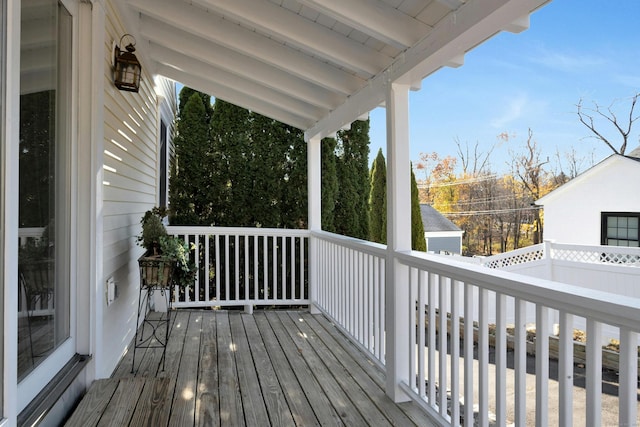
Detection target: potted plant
<box><xmin>137</xmin><ymin>207</ymin><xmax>196</xmax><ymax>289</ymax></box>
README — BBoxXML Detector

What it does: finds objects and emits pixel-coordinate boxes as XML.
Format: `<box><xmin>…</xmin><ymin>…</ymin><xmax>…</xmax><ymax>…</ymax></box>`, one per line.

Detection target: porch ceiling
<box><xmin>115</xmin><ymin>0</ymin><xmax>550</xmax><ymax>139</ymax></box>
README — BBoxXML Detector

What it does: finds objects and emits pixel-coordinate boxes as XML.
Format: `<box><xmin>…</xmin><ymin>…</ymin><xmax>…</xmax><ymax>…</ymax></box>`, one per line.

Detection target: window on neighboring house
<box><xmin>601</xmin><ymin>213</ymin><xmax>640</xmax><ymax>247</ymax></box>
<box><xmin>159</xmin><ymin>121</ymin><xmax>168</xmax><ymax>209</ymax></box>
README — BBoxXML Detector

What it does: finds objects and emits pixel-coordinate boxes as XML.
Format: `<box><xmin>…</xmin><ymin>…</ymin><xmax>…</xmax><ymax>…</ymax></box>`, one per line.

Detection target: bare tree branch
<box><xmin>577</xmin><ymin>93</ymin><xmax>640</xmax><ymax>155</ymax></box>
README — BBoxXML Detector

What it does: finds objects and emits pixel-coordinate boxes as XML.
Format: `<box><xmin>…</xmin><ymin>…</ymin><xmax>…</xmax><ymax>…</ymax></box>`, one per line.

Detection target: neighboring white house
<box><xmin>420</xmin><ymin>204</ymin><xmax>464</xmax><ymax>254</ymax></box>
<box><xmin>536</xmin><ymin>147</ymin><xmax>640</xmax><ymax>246</ymax></box>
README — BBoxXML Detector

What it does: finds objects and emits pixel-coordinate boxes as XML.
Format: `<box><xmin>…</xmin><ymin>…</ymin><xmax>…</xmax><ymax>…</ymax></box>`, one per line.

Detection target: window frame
<box><xmin>601</xmin><ymin>212</ymin><xmax>640</xmax><ymax>247</ymax></box>
<box><xmin>16</xmin><ymin>0</ymin><xmax>77</xmax><ymax>411</ymax></box>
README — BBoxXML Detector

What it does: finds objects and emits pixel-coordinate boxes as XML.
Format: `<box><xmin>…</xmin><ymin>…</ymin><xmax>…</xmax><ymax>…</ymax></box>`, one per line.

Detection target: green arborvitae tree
<box><xmin>179</xmin><ymin>87</ymin><xmax>213</xmax><ymax>122</ymax></box>
<box><xmin>169</xmin><ymin>89</ymin><xmax>215</xmax><ymax>225</ymax></box>
<box><xmin>411</xmin><ymin>166</ymin><xmax>427</xmax><ymax>251</ymax></box>
<box><xmin>210</xmin><ymin>99</ymin><xmax>252</xmax><ymax>226</ymax></box>
<box><xmin>279</xmin><ymin>123</ymin><xmax>308</xmax><ymax>229</ymax></box>
<box><xmin>334</xmin><ymin>119</ymin><xmax>370</xmax><ymax>239</ymax></box>
<box><xmin>321</xmin><ymin>137</ymin><xmax>338</xmax><ymax>233</ymax></box>
<box><xmin>248</xmin><ymin>113</ymin><xmax>284</xmax><ymax>228</ymax></box>
<box><xmin>368</xmin><ymin>148</ymin><xmax>386</xmax><ymax>244</ymax></box>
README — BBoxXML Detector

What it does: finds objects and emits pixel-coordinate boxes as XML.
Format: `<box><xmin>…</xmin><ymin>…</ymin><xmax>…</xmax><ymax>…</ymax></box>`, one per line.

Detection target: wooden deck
<box><xmin>65</xmin><ymin>310</ymin><xmax>433</xmax><ymax>426</ymax></box>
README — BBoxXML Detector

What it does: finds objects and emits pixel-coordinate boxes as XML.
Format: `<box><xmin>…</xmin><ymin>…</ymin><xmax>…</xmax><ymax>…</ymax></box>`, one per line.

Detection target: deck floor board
<box><xmin>66</xmin><ymin>310</ymin><xmax>433</xmax><ymax>426</ymax></box>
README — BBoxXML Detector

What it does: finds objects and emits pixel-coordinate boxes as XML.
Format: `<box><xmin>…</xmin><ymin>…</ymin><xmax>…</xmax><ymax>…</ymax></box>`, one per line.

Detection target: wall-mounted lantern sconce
<box><xmin>114</xmin><ymin>34</ymin><xmax>141</xmax><ymax>92</ymax></box>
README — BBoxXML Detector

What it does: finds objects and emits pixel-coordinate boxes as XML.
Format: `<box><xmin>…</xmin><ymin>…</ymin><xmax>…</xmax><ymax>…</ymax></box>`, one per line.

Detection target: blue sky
<box><xmin>369</xmin><ymin>0</ymin><xmax>640</xmax><ymax>174</ymax></box>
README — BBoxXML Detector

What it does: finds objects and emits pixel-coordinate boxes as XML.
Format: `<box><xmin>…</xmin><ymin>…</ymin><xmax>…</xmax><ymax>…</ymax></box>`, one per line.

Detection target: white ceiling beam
<box><xmin>139</xmin><ymin>17</ymin><xmax>343</xmax><ymax>111</ymax></box>
<box><xmin>445</xmin><ymin>54</ymin><xmax>465</xmax><ymax>68</ymax></box>
<box><xmin>192</xmin><ymin>0</ymin><xmax>391</xmax><ymax>77</ymax></box>
<box><xmin>150</xmin><ymin>44</ymin><xmax>326</xmax><ymax>122</ymax></box>
<box><xmin>306</xmin><ymin>0</ymin><xmax>550</xmax><ymax>139</ymax></box>
<box><xmin>158</xmin><ymin>64</ymin><xmax>313</xmax><ymax>131</ymax></box>
<box><xmin>127</xmin><ymin>0</ymin><xmax>364</xmax><ymax>95</ymax></box>
<box><xmin>503</xmin><ymin>15</ymin><xmax>531</xmax><ymax>33</ymax></box>
<box><xmin>296</xmin><ymin>0</ymin><xmax>432</xmax><ymax>49</ymax></box>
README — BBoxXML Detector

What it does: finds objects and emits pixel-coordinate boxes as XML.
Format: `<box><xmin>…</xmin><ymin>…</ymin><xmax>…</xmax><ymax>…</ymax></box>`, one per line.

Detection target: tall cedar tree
<box><xmin>170</xmin><ymin>90</ymin><xmax>215</xmax><ymax>225</ymax></box>
<box><xmin>249</xmin><ymin>113</ymin><xmax>307</xmax><ymax>228</ymax></box>
<box><xmin>210</xmin><ymin>99</ymin><xmax>252</xmax><ymax>226</ymax></box>
<box><xmin>321</xmin><ymin>137</ymin><xmax>338</xmax><ymax>232</ymax></box>
<box><xmin>277</xmin><ymin>121</ymin><xmax>308</xmax><ymax>228</ymax></box>
<box><xmin>334</xmin><ymin>120</ymin><xmax>370</xmax><ymax>239</ymax></box>
<box><xmin>411</xmin><ymin>166</ymin><xmax>427</xmax><ymax>251</ymax></box>
<box><xmin>368</xmin><ymin>148</ymin><xmax>386</xmax><ymax>244</ymax></box>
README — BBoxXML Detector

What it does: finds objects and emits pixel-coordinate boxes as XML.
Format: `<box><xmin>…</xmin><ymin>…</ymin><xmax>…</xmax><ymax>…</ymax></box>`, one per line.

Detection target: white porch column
<box><xmin>385</xmin><ymin>82</ymin><xmax>411</xmax><ymax>402</ymax></box>
<box><xmin>307</xmin><ymin>135</ymin><xmax>321</xmax><ymax>314</ymax></box>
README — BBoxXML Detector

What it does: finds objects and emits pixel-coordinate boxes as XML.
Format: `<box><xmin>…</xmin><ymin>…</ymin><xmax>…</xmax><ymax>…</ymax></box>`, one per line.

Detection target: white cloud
<box><xmin>527</xmin><ymin>47</ymin><xmax>606</xmax><ymax>72</ymax></box>
<box><xmin>490</xmin><ymin>93</ymin><xmax>528</xmax><ymax>129</ymax></box>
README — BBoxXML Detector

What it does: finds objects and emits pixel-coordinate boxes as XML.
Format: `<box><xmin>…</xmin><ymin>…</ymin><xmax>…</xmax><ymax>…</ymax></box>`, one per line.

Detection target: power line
<box><xmin>417</xmin><ymin>174</ymin><xmax>497</xmax><ymax>189</ymax></box>
<box><xmin>441</xmin><ymin>206</ymin><xmax>541</xmax><ymax>217</ymax></box>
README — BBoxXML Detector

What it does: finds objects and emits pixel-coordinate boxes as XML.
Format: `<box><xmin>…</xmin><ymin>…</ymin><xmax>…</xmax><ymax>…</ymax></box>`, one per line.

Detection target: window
<box><xmin>18</xmin><ymin>0</ymin><xmax>72</xmax><ymax>381</ymax></box>
<box><xmin>601</xmin><ymin>213</ymin><xmax>640</xmax><ymax>247</ymax></box>
<box><xmin>159</xmin><ymin>120</ymin><xmax>168</xmax><ymax>208</ymax></box>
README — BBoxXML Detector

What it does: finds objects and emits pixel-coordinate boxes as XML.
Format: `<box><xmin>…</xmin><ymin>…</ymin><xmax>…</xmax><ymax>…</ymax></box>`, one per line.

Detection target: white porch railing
<box><xmin>313</xmin><ymin>231</ymin><xmax>387</xmax><ymax>366</ymax></box>
<box><xmin>167</xmin><ymin>226</ymin><xmax>309</xmax><ymax>309</ymax></box>
<box><xmin>311</xmin><ymin>232</ymin><xmax>640</xmax><ymax>426</ymax></box>
<box><xmin>166</xmin><ymin>227</ymin><xmax>640</xmax><ymax>426</ymax></box>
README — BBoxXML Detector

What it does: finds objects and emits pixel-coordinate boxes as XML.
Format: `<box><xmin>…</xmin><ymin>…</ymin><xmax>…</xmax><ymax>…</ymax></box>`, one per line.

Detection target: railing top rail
<box><xmin>311</xmin><ymin>230</ymin><xmax>387</xmax><ymax>257</ymax></box>
<box><xmin>397</xmin><ymin>249</ymin><xmax>640</xmax><ymax>332</ymax></box>
<box><xmin>167</xmin><ymin>225</ymin><xmax>310</xmax><ymax>238</ymax></box>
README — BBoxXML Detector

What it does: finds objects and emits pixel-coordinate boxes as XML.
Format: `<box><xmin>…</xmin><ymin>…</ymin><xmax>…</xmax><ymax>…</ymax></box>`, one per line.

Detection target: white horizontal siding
<box><xmin>99</xmin><ymin>0</ymin><xmax>176</xmax><ymax>376</ymax></box>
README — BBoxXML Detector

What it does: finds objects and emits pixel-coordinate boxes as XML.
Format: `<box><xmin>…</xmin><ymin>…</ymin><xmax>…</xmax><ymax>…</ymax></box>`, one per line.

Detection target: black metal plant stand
<box><xmin>131</xmin><ymin>257</ymin><xmax>176</xmax><ymax>373</ymax></box>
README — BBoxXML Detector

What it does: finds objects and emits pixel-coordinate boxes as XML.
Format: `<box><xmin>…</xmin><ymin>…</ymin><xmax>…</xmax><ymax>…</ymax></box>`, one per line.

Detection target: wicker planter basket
<box><xmin>138</xmin><ymin>253</ymin><xmax>176</xmax><ymax>289</ymax></box>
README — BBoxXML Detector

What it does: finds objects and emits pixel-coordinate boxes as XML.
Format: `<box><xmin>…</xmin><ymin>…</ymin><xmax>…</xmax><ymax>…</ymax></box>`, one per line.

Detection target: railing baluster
<box><xmin>535</xmin><ymin>305</ymin><xmax>549</xmax><ymax>427</ymax></box>
<box><xmin>350</xmin><ymin>250</ymin><xmax>355</xmax><ymax>338</ymax></box>
<box><xmin>282</xmin><ymin>235</ymin><xmax>287</xmax><ymax>300</ymax></box>
<box><xmin>619</xmin><ymin>327</ymin><xmax>638</xmax><ymax>425</ymax></box>
<box><xmin>374</xmin><ymin>257</ymin><xmax>381</xmax><ymax>360</ymax></box>
<box><xmin>463</xmin><ymin>282</ymin><xmax>474</xmax><ymax>427</ymax></box>
<box><xmin>495</xmin><ymin>292</ymin><xmax>507</xmax><ymax>425</ymax></box>
<box><xmin>263</xmin><ymin>235</ymin><xmax>268</xmax><ymax>300</ymax></box>
<box><xmin>586</xmin><ymin>319</ymin><xmax>602</xmax><ymax>427</ymax></box>
<box><xmin>514</xmin><ymin>298</ymin><xmax>526</xmax><ymax>426</ymax></box>
<box><xmin>558</xmin><ymin>310</ymin><xmax>573</xmax><ymax>426</ymax></box>
<box><xmin>438</xmin><ymin>275</ymin><xmax>448</xmax><ymax>417</ymax></box>
<box><xmin>380</xmin><ymin>259</ymin><xmax>385</xmax><ymax>364</ymax></box>
<box><xmin>409</xmin><ymin>267</ymin><xmax>417</xmax><ymax>393</ymax></box>
<box><xmin>253</xmin><ymin>235</ymin><xmax>258</xmax><ymax>302</ymax></box>
<box><xmin>478</xmin><ymin>288</ymin><xmax>489</xmax><ymax>427</ymax></box>
<box><xmin>358</xmin><ymin>251</ymin><xmax>364</xmax><ymax>345</ymax></box>
<box><xmin>192</xmin><ymin>234</ymin><xmax>199</xmax><ymax>302</ymax></box>
<box><xmin>427</xmin><ymin>272</ymin><xmax>436</xmax><ymax>405</ymax></box>
<box><xmin>364</xmin><ymin>254</ymin><xmax>370</xmax><ymax>350</ymax></box>
<box><xmin>450</xmin><ymin>279</ymin><xmax>460</xmax><ymax>425</ymax></box>
<box><xmin>418</xmin><ymin>270</ymin><xmax>426</xmax><ymax>398</ymax></box>
<box><xmin>272</xmin><ymin>236</ymin><xmax>277</xmax><ymax>301</ymax></box>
